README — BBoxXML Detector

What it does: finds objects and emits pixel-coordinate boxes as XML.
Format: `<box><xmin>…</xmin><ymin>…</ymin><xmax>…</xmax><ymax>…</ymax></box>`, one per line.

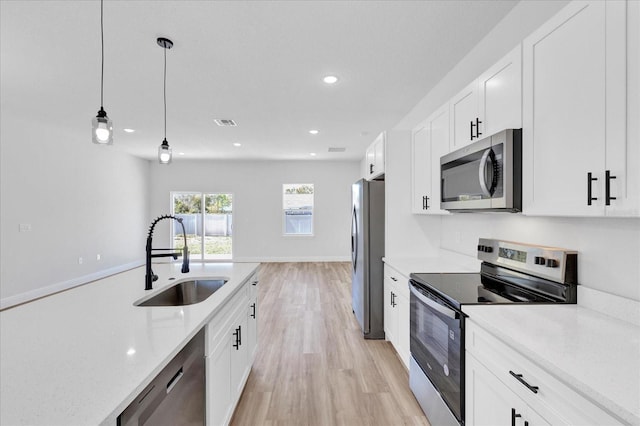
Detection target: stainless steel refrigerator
<box><xmin>351</xmin><ymin>178</ymin><xmax>385</xmax><ymax>339</ymax></box>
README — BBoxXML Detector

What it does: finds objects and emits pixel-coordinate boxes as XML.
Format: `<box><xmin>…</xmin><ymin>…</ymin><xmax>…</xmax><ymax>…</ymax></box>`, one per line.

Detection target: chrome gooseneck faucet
<box><xmin>146</xmin><ymin>215</ymin><xmax>189</xmax><ymax>290</ymax></box>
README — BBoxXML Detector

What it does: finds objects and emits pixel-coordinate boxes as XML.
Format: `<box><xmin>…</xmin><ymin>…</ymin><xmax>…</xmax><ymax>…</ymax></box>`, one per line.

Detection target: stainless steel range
<box><xmin>408</xmin><ymin>239</ymin><xmax>578</xmax><ymax>426</ymax></box>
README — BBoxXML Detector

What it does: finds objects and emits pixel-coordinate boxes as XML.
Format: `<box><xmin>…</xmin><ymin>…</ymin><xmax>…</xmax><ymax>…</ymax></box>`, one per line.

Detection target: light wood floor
<box><xmin>230</xmin><ymin>262</ymin><xmax>429</xmax><ymax>426</ymax></box>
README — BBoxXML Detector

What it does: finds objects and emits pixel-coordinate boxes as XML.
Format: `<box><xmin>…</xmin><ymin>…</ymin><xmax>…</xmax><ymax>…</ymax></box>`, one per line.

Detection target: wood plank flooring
<box><xmin>230</xmin><ymin>262</ymin><xmax>429</xmax><ymax>426</ymax></box>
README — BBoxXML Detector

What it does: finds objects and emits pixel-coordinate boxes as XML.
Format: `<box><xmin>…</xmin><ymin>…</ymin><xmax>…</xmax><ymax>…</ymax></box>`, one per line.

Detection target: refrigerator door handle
<box><xmin>351</xmin><ymin>206</ymin><xmax>358</xmax><ymax>271</ymax></box>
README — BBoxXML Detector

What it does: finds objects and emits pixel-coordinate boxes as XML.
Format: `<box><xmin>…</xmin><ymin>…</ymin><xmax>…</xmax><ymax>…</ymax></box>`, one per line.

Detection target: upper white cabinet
<box><xmin>522</xmin><ymin>0</ymin><xmax>638</xmax><ymax>216</ymax></box>
<box><xmin>411</xmin><ymin>103</ymin><xmax>450</xmax><ymax>214</ymax></box>
<box><xmin>365</xmin><ymin>132</ymin><xmax>386</xmax><ymax>180</ymax></box>
<box><xmin>450</xmin><ymin>46</ymin><xmax>523</xmax><ymax>151</ymax></box>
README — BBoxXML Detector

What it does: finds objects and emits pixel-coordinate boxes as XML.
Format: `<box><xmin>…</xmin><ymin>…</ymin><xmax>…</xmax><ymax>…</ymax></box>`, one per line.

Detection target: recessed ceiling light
<box><xmin>309</xmin><ymin>130</ymin><xmax>319</xmax><ymax>135</ymax></box>
<box><xmin>123</xmin><ymin>128</ymin><xmax>135</xmax><ymax>133</ymax></box>
<box><xmin>178</xmin><ymin>152</ymin><xmax>185</xmax><ymax>156</ymax></box>
<box><xmin>323</xmin><ymin>75</ymin><xmax>338</xmax><ymax>84</ymax></box>
<box><xmin>310</xmin><ymin>152</ymin><xmax>317</xmax><ymax>156</ymax></box>
<box><xmin>233</xmin><ymin>143</ymin><xmax>242</xmax><ymax>147</ymax></box>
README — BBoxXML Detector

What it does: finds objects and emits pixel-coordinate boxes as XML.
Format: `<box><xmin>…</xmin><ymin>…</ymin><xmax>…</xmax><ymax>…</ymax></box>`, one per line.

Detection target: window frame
<box><xmin>170</xmin><ymin>191</ymin><xmax>234</xmax><ymax>261</ymax></box>
<box><xmin>282</xmin><ymin>183</ymin><xmax>315</xmax><ymax>237</ymax></box>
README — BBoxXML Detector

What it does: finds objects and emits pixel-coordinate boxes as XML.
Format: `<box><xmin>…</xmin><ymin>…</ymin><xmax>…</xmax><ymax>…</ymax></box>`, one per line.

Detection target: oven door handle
<box><xmin>410</xmin><ymin>284</ymin><xmax>458</xmax><ymax>320</ymax></box>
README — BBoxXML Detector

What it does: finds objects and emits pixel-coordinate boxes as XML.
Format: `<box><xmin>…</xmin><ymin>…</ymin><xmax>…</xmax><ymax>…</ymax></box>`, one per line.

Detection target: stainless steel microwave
<box><xmin>440</xmin><ymin>129</ymin><xmax>522</xmax><ymax>212</ymax></box>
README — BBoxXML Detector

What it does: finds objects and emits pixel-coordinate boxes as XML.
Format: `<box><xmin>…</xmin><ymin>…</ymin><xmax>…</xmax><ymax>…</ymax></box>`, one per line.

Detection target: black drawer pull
<box><xmin>509</xmin><ymin>370</ymin><xmax>539</xmax><ymax>394</ymax></box>
<box><xmin>587</xmin><ymin>172</ymin><xmax>598</xmax><ymax>205</ymax></box>
<box><xmin>250</xmin><ymin>303</ymin><xmax>256</xmax><ymax>319</ymax></box>
<box><xmin>511</xmin><ymin>408</ymin><xmax>522</xmax><ymax>426</ymax></box>
<box><xmin>605</xmin><ymin>170</ymin><xmax>617</xmax><ymax>205</ymax></box>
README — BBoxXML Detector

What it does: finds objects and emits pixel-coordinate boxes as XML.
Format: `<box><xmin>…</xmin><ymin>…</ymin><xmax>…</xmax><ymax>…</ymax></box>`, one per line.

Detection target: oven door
<box><xmin>409</xmin><ymin>281</ymin><xmax>463</xmax><ymax>423</ymax></box>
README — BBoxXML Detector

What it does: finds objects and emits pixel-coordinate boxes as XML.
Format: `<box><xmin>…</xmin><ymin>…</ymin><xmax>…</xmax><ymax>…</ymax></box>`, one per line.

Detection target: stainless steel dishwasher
<box><xmin>118</xmin><ymin>329</ymin><xmax>205</xmax><ymax>426</ymax></box>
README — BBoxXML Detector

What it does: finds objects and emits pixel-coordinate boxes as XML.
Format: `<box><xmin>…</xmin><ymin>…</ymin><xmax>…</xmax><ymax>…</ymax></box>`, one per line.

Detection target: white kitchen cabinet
<box><xmin>365</xmin><ymin>132</ymin><xmax>386</xmax><ymax>180</ymax></box>
<box><xmin>206</xmin><ymin>274</ymin><xmax>258</xmax><ymax>426</ymax></box>
<box><xmin>411</xmin><ymin>103</ymin><xmax>450</xmax><ymax>215</ymax></box>
<box><xmin>383</xmin><ymin>265</ymin><xmax>410</xmax><ymax>369</ymax></box>
<box><xmin>465</xmin><ymin>319</ymin><xmax>621</xmax><ymax>426</ymax></box>
<box><xmin>522</xmin><ymin>0</ymin><xmax>637</xmax><ymax>216</ymax></box>
<box><xmin>450</xmin><ymin>46</ymin><xmax>522</xmax><ymax>151</ymax></box>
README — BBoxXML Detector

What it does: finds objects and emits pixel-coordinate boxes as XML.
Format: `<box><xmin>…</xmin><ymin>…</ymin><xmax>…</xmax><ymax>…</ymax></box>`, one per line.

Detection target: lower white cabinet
<box><xmin>465</xmin><ymin>319</ymin><xmax>621</xmax><ymax>426</ymax></box>
<box><xmin>383</xmin><ymin>265</ymin><xmax>410</xmax><ymax>369</ymax></box>
<box><xmin>206</xmin><ymin>272</ymin><xmax>259</xmax><ymax>426</ymax></box>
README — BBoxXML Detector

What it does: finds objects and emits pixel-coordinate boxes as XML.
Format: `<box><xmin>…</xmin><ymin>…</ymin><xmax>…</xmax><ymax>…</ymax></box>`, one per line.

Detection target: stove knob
<box><xmin>535</xmin><ymin>256</ymin><xmax>546</xmax><ymax>265</ymax></box>
<box><xmin>477</xmin><ymin>245</ymin><xmax>484</xmax><ymax>252</ymax></box>
<box><xmin>484</xmin><ymin>246</ymin><xmax>493</xmax><ymax>253</ymax></box>
<box><xmin>546</xmin><ymin>258</ymin><xmax>558</xmax><ymax>268</ymax></box>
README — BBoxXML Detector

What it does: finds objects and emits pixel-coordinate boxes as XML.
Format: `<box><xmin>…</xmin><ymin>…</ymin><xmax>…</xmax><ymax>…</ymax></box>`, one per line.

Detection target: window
<box><xmin>172</xmin><ymin>192</ymin><xmax>233</xmax><ymax>260</ymax></box>
<box><xmin>283</xmin><ymin>184</ymin><xmax>314</xmax><ymax>235</ymax></box>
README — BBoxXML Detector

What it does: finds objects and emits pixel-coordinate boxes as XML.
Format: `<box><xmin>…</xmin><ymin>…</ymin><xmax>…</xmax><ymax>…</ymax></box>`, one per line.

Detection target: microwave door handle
<box><xmin>478</xmin><ymin>148</ymin><xmax>495</xmax><ymax>197</ymax></box>
<box><xmin>410</xmin><ymin>284</ymin><xmax>458</xmax><ymax>320</ymax></box>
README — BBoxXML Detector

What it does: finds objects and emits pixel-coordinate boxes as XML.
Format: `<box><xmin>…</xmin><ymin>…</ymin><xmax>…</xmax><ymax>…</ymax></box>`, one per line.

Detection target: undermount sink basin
<box><xmin>135</xmin><ymin>278</ymin><xmax>228</xmax><ymax>307</ymax></box>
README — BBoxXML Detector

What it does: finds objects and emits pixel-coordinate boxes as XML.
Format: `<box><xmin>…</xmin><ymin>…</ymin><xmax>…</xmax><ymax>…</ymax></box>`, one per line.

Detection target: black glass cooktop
<box><xmin>409</xmin><ymin>263</ymin><xmax>571</xmax><ymax>311</ymax></box>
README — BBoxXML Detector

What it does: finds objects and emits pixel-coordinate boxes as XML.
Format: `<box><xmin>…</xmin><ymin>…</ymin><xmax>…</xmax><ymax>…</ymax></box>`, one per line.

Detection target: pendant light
<box><xmin>157</xmin><ymin>37</ymin><xmax>173</xmax><ymax>164</ymax></box>
<box><xmin>92</xmin><ymin>0</ymin><xmax>113</xmax><ymax>145</ymax></box>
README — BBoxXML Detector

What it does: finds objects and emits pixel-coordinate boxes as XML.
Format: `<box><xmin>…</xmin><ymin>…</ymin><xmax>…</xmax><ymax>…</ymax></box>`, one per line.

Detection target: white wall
<box><xmin>0</xmin><ymin>114</ymin><xmax>150</xmax><ymax>309</ymax></box>
<box><xmin>148</xmin><ymin>160</ymin><xmax>360</xmax><ymax>262</ymax></box>
<box><xmin>385</xmin><ymin>0</ymin><xmax>640</xmax><ymax>301</ymax></box>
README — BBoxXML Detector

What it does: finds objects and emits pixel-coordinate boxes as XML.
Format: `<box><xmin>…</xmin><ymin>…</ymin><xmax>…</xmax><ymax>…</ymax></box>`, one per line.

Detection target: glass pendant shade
<box><xmin>158</xmin><ymin>139</ymin><xmax>172</xmax><ymax>164</ymax></box>
<box><xmin>92</xmin><ymin>108</ymin><xmax>113</xmax><ymax>145</ymax></box>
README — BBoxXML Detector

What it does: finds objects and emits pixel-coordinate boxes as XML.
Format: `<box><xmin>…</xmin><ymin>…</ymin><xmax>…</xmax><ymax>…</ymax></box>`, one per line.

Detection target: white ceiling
<box><xmin>0</xmin><ymin>0</ymin><xmax>518</xmax><ymax>162</ymax></box>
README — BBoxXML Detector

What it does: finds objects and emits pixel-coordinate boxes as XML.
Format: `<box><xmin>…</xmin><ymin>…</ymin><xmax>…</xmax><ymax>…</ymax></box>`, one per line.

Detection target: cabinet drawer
<box><xmin>466</xmin><ymin>320</ymin><xmax>622</xmax><ymax>425</ymax></box>
<box><xmin>383</xmin><ymin>265</ymin><xmax>409</xmax><ymax>300</ymax></box>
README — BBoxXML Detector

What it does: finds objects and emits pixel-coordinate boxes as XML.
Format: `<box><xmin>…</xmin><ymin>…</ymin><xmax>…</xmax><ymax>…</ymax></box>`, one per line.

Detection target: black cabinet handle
<box><xmin>369</xmin><ymin>164</ymin><xmax>374</xmax><ymax>174</ymax></box>
<box><xmin>475</xmin><ymin>118</ymin><xmax>482</xmax><ymax>138</ymax></box>
<box><xmin>470</xmin><ymin>120</ymin><xmax>476</xmax><ymax>140</ymax></box>
<box><xmin>251</xmin><ymin>303</ymin><xmax>256</xmax><ymax>319</ymax></box>
<box><xmin>587</xmin><ymin>172</ymin><xmax>598</xmax><ymax>205</ymax></box>
<box><xmin>238</xmin><ymin>325</ymin><xmax>242</xmax><ymax>346</ymax></box>
<box><xmin>251</xmin><ymin>280</ymin><xmax>258</xmax><ymax>286</ymax></box>
<box><xmin>390</xmin><ymin>276</ymin><xmax>398</xmax><ymax>282</ymax></box>
<box><xmin>425</xmin><ymin>196</ymin><xmax>430</xmax><ymax>210</ymax></box>
<box><xmin>232</xmin><ymin>327</ymin><xmax>240</xmax><ymax>350</ymax></box>
<box><xmin>511</xmin><ymin>408</ymin><xmax>522</xmax><ymax>426</ymax></box>
<box><xmin>422</xmin><ymin>195</ymin><xmax>426</xmax><ymax>210</ymax></box>
<box><xmin>391</xmin><ymin>292</ymin><xmax>397</xmax><ymax>307</ymax></box>
<box><xmin>509</xmin><ymin>371</ymin><xmax>539</xmax><ymax>394</ymax></box>
<box><xmin>605</xmin><ymin>170</ymin><xmax>617</xmax><ymax>205</ymax></box>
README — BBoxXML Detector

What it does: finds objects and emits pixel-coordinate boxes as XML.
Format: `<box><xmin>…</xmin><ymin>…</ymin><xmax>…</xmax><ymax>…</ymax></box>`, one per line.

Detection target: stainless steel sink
<box><xmin>135</xmin><ymin>279</ymin><xmax>228</xmax><ymax>307</ymax></box>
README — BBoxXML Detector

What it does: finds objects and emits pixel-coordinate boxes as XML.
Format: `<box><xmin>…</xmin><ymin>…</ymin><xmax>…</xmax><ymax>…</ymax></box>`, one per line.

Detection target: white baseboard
<box><xmin>233</xmin><ymin>256</ymin><xmax>351</xmax><ymax>263</ymax></box>
<box><xmin>0</xmin><ymin>260</ymin><xmax>144</xmax><ymax>311</ymax></box>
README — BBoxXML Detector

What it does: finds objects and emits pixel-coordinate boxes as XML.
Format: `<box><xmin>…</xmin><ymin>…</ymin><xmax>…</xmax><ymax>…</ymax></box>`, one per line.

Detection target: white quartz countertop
<box><xmin>462</xmin><ymin>304</ymin><xmax>640</xmax><ymax>425</ymax></box>
<box><xmin>0</xmin><ymin>262</ymin><xmax>260</xmax><ymax>426</ymax></box>
<box><xmin>383</xmin><ymin>249</ymin><xmax>481</xmax><ymax>277</ymax></box>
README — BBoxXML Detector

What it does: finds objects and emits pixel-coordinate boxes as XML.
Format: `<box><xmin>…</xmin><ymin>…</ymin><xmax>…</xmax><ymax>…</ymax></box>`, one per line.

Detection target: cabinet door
<box><xmin>230</xmin><ymin>310</ymin><xmax>249</xmax><ymax>399</ymax></box>
<box><xmin>411</xmin><ymin>124</ymin><xmax>430</xmax><ymax>214</ymax></box>
<box><xmin>479</xmin><ymin>45</ymin><xmax>522</xmax><ymax>136</ymax></box>
<box><xmin>450</xmin><ymin>80</ymin><xmax>480</xmax><ymax>151</ymax></box>
<box><xmin>383</xmin><ymin>276</ymin><xmax>397</xmax><ymax>344</ymax></box>
<box><xmin>428</xmin><ymin>104</ymin><xmax>451</xmax><ymax>214</ymax></box>
<box><xmin>207</xmin><ymin>334</ymin><xmax>232</xmax><ymax>426</ymax></box>
<box><xmin>395</xmin><ymin>291</ymin><xmax>410</xmax><ymax>369</ymax></box>
<box><xmin>374</xmin><ymin>133</ymin><xmax>385</xmax><ymax>176</ymax></box>
<box><xmin>247</xmin><ymin>295</ymin><xmax>258</xmax><ymax>362</ymax></box>
<box><xmin>522</xmin><ymin>1</ymin><xmax>626</xmax><ymax>216</ymax></box>
<box><xmin>365</xmin><ymin>145</ymin><xmax>376</xmax><ymax>179</ymax></box>
<box><xmin>607</xmin><ymin>0</ymin><xmax>640</xmax><ymax>216</ymax></box>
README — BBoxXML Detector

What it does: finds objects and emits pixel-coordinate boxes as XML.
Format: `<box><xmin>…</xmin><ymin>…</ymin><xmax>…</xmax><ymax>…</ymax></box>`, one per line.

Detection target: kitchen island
<box><xmin>0</xmin><ymin>262</ymin><xmax>260</xmax><ymax>426</ymax></box>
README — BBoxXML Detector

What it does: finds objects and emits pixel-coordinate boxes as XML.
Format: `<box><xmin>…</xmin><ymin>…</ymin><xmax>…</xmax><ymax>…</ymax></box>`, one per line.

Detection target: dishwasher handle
<box><xmin>166</xmin><ymin>367</ymin><xmax>184</xmax><ymax>394</ymax></box>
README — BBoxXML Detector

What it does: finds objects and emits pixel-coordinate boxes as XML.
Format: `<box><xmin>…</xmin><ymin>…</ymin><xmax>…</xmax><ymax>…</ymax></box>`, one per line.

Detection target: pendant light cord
<box><xmin>164</xmin><ymin>46</ymin><xmax>167</xmax><ymax>139</ymax></box>
<box><xmin>100</xmin><ymin>0</ymin><xmax>104</xmax><ymax>108</ymax></box>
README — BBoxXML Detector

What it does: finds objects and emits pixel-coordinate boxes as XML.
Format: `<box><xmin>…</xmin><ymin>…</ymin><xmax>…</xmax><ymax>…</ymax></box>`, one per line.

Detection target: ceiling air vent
<box><xmin>328</xmin><ymin>147</ymin><xmax>346</xmax><ymax>153</ymax></box>
<box><xmin>214</xmin><ymin>119</ymin><xmax>237</xmax><ymax>127</ymax></box>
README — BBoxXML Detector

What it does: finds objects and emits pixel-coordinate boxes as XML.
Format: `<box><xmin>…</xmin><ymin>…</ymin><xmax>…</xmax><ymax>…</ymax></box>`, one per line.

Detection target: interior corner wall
<box><xmin>0</xmin><ymin>114</ymin><xmax>150</xmax><ymax>308</ymax></box>
<box><xmin>147</xmin><ymin>160</ymin><xmax>360</xmax><ymax>262</ymax></box>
